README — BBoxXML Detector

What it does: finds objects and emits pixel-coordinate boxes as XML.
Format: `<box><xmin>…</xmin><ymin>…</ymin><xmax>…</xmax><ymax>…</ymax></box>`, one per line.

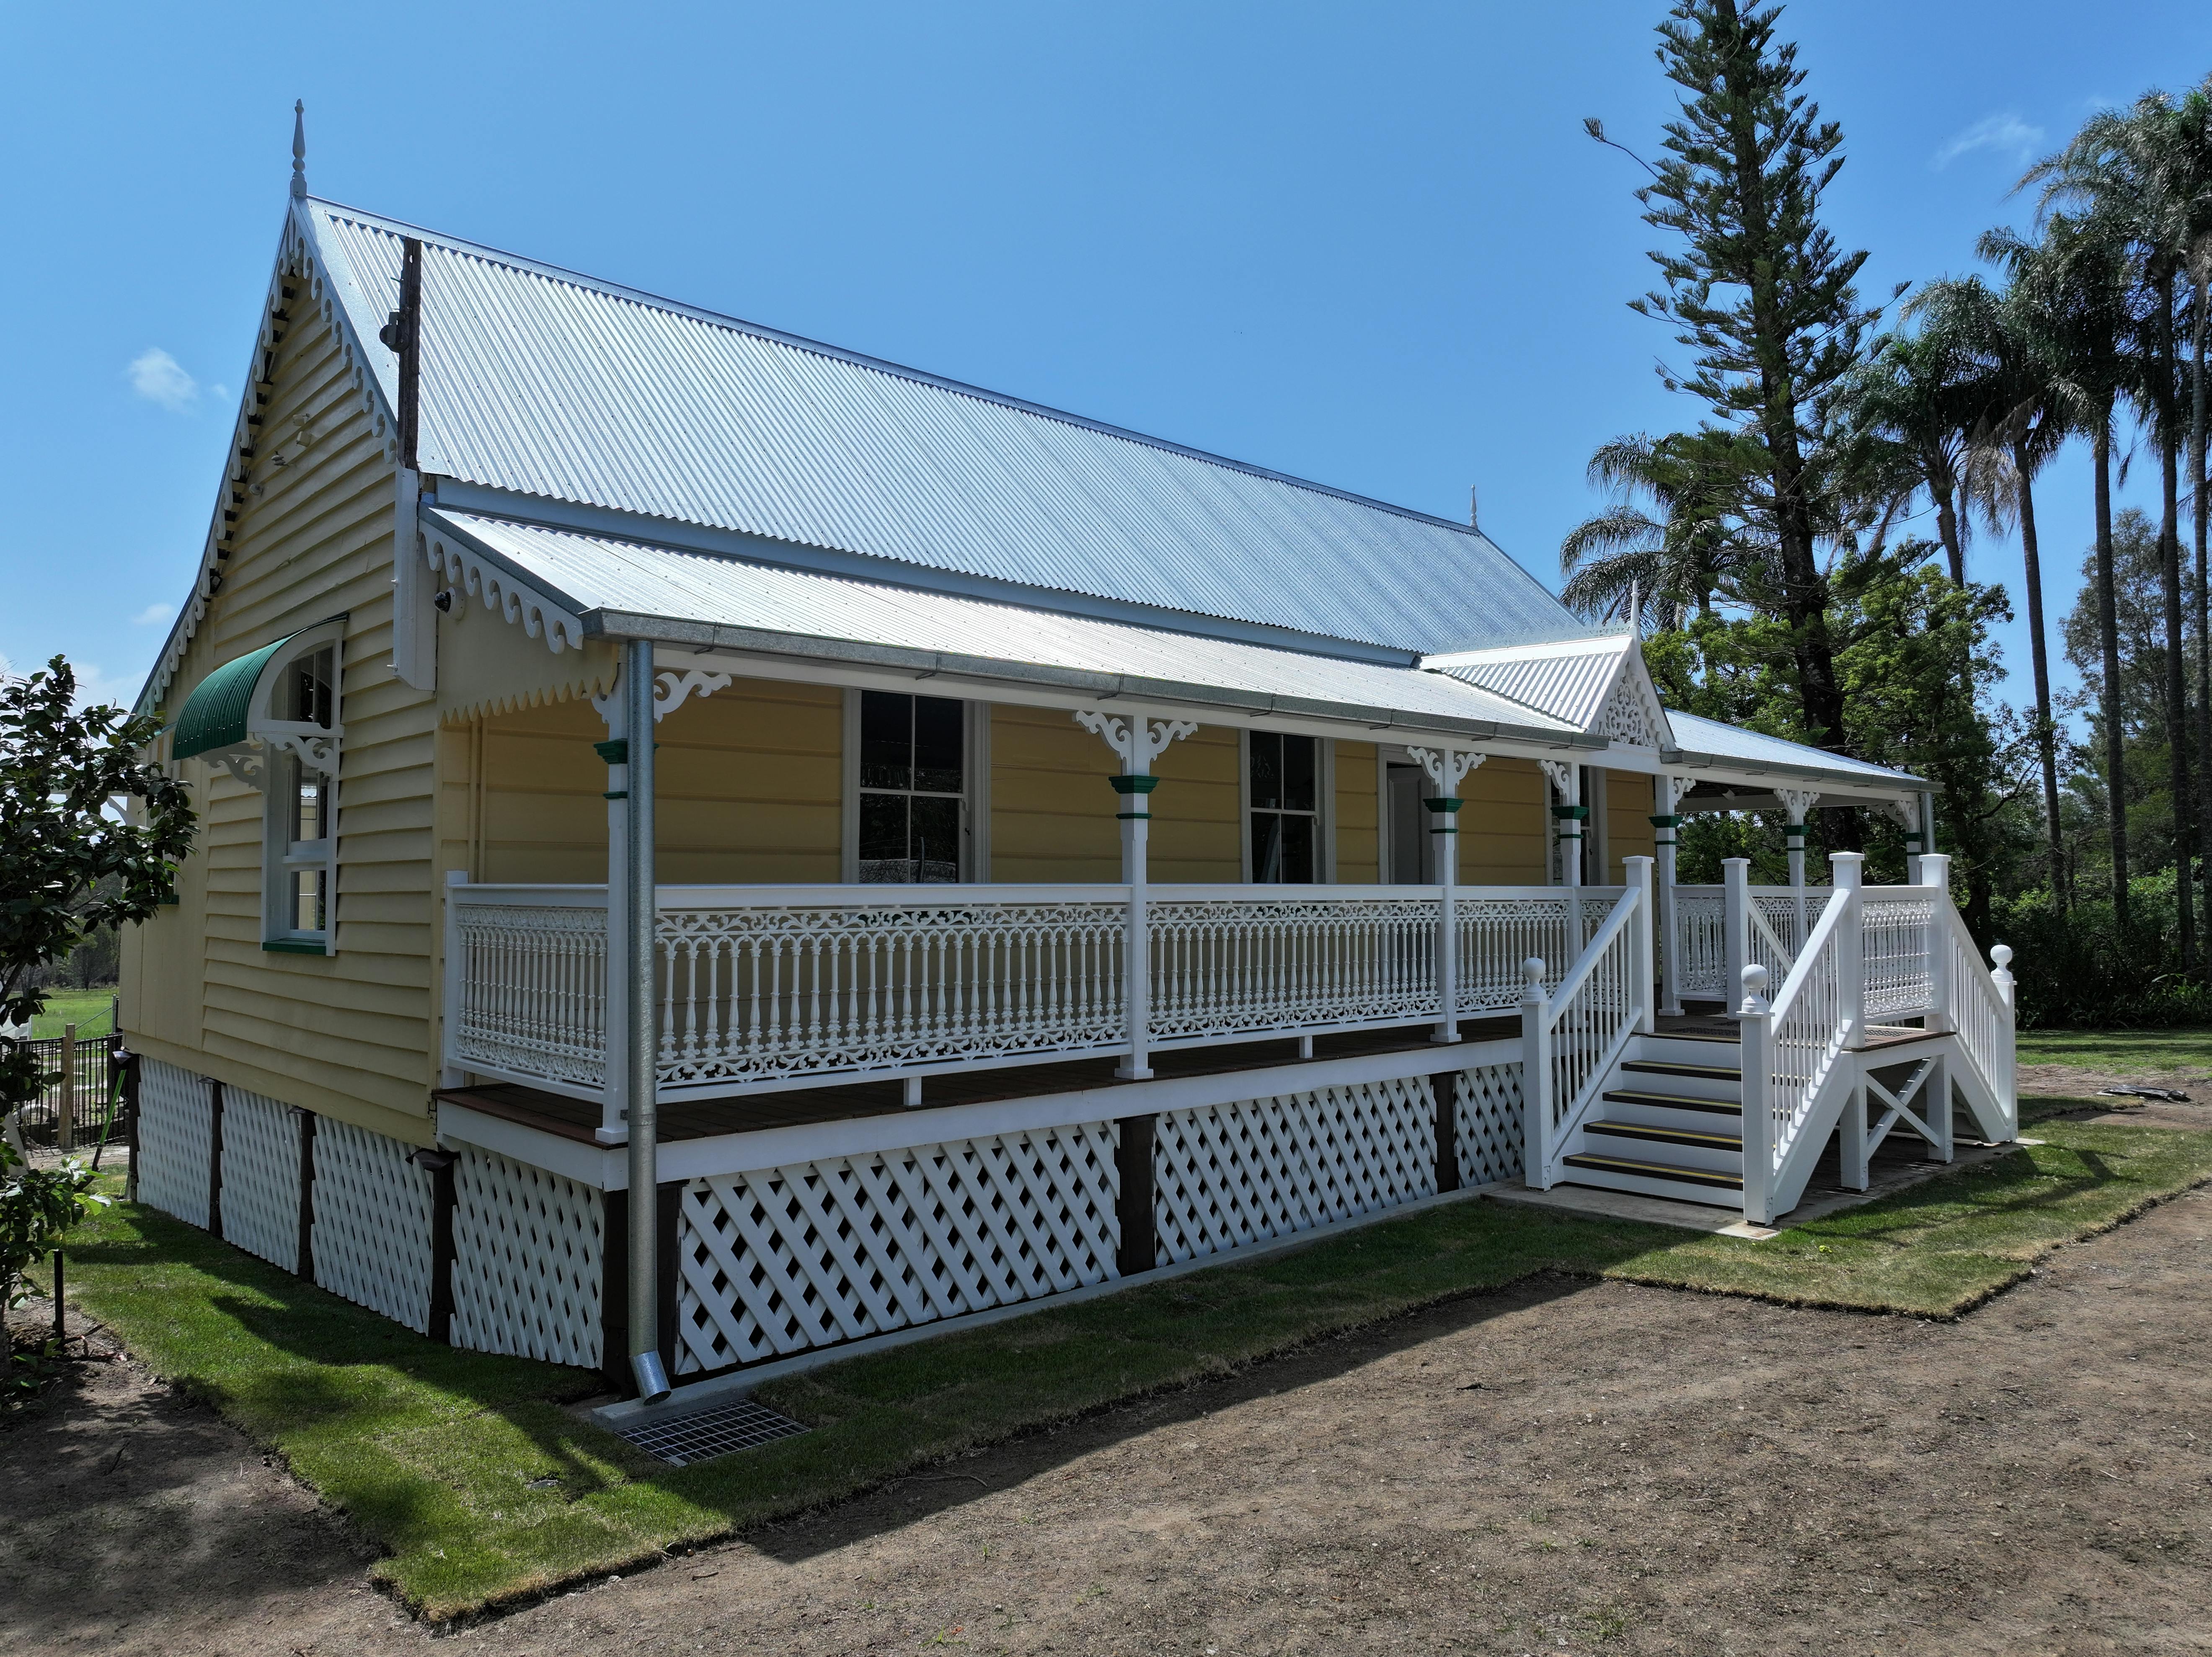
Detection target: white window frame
<box><xmin>255</xmin><ymin>622</ymin><xmax>345</xmax><ymax>955</ymax></box>
<box><xmin>841</xmin><ymin>689</ymin><xmax>990</xmax><ymax>883</ymax></box>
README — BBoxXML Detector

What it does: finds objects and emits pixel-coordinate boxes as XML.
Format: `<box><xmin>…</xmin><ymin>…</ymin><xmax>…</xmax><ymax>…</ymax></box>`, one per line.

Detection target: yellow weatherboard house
<box><xmin>123</xmin><ymin>115</ymin><xmax>2016</xmax><ymax>1405</ymax></box>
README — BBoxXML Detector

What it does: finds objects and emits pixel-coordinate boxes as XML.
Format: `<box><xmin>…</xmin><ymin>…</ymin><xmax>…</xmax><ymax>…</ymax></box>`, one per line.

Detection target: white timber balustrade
<box><xmin>1672</xmin><ymin>865</ymin><xmax>1835</xmax><ymax>1006</ymax></box>
<box><xmin>442</xmin><ymin>880</ymin><xmax>1639</xmax><ymax>1101</ymax></box>
<box><xmin>1518</xmin><ymin>859</ymin><xmax>1654</xmax><ymax>1188</ymax></box>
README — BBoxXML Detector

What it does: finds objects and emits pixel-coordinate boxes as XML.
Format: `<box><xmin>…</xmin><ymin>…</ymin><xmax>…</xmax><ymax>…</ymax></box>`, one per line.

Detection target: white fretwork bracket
<box><xmin>1664</xmin><ymin>774</ymin><xmax>1696</xmax><ymax>813</ymax></box>
<box><xmin>1404</xmin><ymin>746</ymin><xmax>1486</xmax><ymax>792</ymax></box>
<box><xmin>1538</xmin><ymin>758</ymin><xmax>1576</xmax><ymax>800</ymax></box>
<box><xmin>591</xmin><ymin>666</ymin><xmax>734</xmax><ymax>727</ymax></box>
<box><xmin>1073</xmin><ymin>709</ymin><xmax>1199</xmax><ymax>773</ymax></box>
<box><xmin>1883</xmin><ymin>796</ymin><xmax>1921</xmax><ymax>834</ymax></box>
<box><xmin>650</xmin><ymin>668</ymin><xmax>732</xmax><ymax>721</ymax></box>
<box><xmin>1775</xmin><ymin>787</ymin><xmax>1822</xmax><ymax>824</ymax></box>
<box><xmin>203</xmin><ymin>720</ymin><xmax>340</xmax><ymax>791</ymax></box>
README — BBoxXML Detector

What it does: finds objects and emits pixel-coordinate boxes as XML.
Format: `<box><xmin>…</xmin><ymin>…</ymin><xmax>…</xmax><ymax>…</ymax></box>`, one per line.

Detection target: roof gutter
<box><xmin>586</xmin><ymin>606</ymin><xmax>1610</xmax><ymax>754</ymax></box>
<box><xmin>1660</xmin><ymin>745</ymin><xmax>1928</xmax><ymax>793</ymax></box>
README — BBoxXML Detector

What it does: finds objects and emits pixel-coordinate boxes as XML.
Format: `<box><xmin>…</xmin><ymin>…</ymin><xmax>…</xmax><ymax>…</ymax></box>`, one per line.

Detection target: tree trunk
<box><xmin>2193</xmin><ymin>279</ymin><xmax>2211</xmax><ymax>945</ymax></box>
<box><xmin>2095</xmin><ymin>417</ymin><xmax>2130</xmax><ymax>929</ymax></box>
<box><xmin>2014</xmin><ymin>441</ymin><xmax>2065</xmax><ymax>909</ymax></box>
<box><xmin>2157</xmin><ymin>275</ymin><xmax>2197</xmax><ymax>971</ymax></box>
<box><xmin>1710</xmin><ymin>0</ymin><xmax>1848</xmax><ymax>764</ymax></box>
<box><xmin>1934</xmin><ymin>480</ymin><xmax>1964</xmax><ymax>586</ymax></box>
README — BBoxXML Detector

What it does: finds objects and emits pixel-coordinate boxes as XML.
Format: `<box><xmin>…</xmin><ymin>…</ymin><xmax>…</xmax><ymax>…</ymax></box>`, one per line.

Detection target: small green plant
<box><xmin>1</xmin><ymin>1137</ymin><xmax>106</xmax><ymax>1314</ymax></box>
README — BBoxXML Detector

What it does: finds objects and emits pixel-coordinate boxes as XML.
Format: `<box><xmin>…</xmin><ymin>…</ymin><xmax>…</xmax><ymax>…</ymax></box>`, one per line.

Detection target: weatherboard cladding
<box><xmin>427</xmin><ymin>512</ymin><xmax>1582</xmax><ymax>736</ymax></box>
<box><xmin>305</xmin><ymin>200</ymin><xmax>1587</xmax><ymax>658</ymax></box>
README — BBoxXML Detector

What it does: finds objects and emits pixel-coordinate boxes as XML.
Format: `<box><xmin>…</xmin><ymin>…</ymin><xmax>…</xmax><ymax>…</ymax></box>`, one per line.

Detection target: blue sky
<box><xmin>3</xmin><ymin>1</ymin><xmax>2206</xmax><ymax>719</ymax></box>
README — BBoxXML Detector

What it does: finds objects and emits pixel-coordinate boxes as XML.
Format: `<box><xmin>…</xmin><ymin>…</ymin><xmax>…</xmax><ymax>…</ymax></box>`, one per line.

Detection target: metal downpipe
<box><xmin>624</xmin><ymin>638</ymin><xmax>670</xmax><ymax>1401</ymax></box>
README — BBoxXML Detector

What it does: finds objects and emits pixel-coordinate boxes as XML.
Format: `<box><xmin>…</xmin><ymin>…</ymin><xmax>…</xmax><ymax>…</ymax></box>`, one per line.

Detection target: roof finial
<box><xmin>1468</xmin><ymin>483</ymin><xmax>1479</xmax><ymax>533</ymax></box>
<box><xmin>290</xmin><ymin>100</ymin><xmax>307</xmax><ymax>200</ymax></box>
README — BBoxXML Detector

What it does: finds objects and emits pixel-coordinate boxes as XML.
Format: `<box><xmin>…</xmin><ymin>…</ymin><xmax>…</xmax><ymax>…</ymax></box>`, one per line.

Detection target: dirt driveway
<box><xmin>7</xmin><ymin>1104</ymin><xmax>2210</xmax><ymax>1657</ymax></box>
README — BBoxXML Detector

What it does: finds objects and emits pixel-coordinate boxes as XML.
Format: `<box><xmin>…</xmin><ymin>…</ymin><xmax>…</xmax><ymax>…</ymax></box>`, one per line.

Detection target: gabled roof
<box><xmin>300</xmin><ymin>198</ymin><xmax>1588</xmax><ymax>661</ymax></box>
<box><xmin>1424</xmin><ymin>634</ymin><xmax>1674</xmax><ymax>751</ymax></box>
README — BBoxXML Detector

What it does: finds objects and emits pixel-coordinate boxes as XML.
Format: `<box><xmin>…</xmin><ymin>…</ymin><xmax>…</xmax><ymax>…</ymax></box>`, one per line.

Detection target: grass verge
<box><xmin>37</xmin><ymin>1112</ymin><xmax>2212</xmax><ymax>1621</ymax></box>
<box><xmin>2015</xmin><ymin>1025</ymin><xmax>2211</xmax><ymax>1074</ymax></box>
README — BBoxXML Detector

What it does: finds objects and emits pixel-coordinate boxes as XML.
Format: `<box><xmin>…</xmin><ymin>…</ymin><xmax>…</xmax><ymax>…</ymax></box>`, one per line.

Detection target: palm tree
<box><xmin>1907</xmin><ymin>272</ymin><xmax>2072</xmax><ymax>905</ymax></box>
<box><xmin>2028</xmin><ymin>92</ymin><xmax>2206</xmax><ymax>967</ymax></box>
<box><xmin>1836</xmin><ymin>307</ymin><xmax>1998</xmax><ymax>586</ymax></box>
<box><xmin>1989</xmin><ymin>214</ymin><xmax>2142</xmax><ymax>920</ymax></box>
<box><xmin>1558</xmin><ymin>430</ymin><xmax>1768</xmax><ymax>630</ymax></box>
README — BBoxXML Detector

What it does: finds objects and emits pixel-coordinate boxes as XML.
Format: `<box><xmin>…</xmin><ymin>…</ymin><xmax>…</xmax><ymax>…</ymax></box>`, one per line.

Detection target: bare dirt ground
<box><xmin>7</xmin><ymin>1096</ymin><xmax>2211</xmax><ymax>1657</ymax></box>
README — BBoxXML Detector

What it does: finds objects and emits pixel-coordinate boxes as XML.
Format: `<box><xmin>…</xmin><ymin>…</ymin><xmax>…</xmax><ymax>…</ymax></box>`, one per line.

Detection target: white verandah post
<box><xmin>1832</xmin><ymin>852</ymin><xmax>1866</xmax><ymax>1049</ymax></box>
<box><xmin>1410</xmin><ymin>746</ymin><xmax>1484</xmax><ymax>1045</ymax></box>
<box><xmin>1776</xmin><ymin>787</ymin><xmax>1821</xmax><ymax>946</ymax></box>
<box><xmin>1722</xmin><ymin>856</ymin><xmax>1751</xmax><ymax>1011</ymax></box>
<box><xmin>1919</xmin><ymin>852</ymin><xmax>1953</xmax><ymax>1031</ymax></box>
<box><xmin>1653</xmin><ymin>775</ymin><xmax>1687</xmax><ymax>1017</ymax></box>
<box><xmin>1075</xmin><ymin>711</ymin><xmax>1197</xmax><ymax>1081</ymax></box>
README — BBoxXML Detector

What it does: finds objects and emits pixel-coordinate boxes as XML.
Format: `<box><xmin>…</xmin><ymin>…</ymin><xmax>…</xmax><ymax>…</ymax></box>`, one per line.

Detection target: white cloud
<box><xmin>127</xmin><ymin>346</ymin><xmax>200</xmax><ymax>411</ymax></box>
<box><xmin>1934</xmin><ymin>114</ymin><xmax>2044</xmax><ymax>170</ymax></box>
<box><xmin>132</xmin><ymin>602</ymin><xmax>172</xmax><ymax>626</ymax></box>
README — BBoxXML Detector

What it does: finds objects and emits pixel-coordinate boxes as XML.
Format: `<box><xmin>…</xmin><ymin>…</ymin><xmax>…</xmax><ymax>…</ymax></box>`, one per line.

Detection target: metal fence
<box><xmin>7</xmin><ymin>1031</ymin><xmax>126</xmax><ymax>1152</ymax></box>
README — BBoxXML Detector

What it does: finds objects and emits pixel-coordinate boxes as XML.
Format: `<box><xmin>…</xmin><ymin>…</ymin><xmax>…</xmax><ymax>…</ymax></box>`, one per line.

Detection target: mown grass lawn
<box><xmin>27</xmin><ymin>987</ymin><xmax>118</xmax><ymax>1038</ymax></box>
<box><xmin>34</xmin><ymin>1111</ymin><xmax>2212</xmax><ymax>1621</ymax></box>
<box><xmin>2016</xmin><ymin>1025</ymin><xmax>2212</xmax><ymax>1075</ymax></box>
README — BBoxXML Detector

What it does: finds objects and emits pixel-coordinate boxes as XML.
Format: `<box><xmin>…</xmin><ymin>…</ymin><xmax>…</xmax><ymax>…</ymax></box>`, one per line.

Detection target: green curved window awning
<box><xmin>170</xmin><ymin>628</ymin><xmax>307</xmax><ymax>759</ymax></box>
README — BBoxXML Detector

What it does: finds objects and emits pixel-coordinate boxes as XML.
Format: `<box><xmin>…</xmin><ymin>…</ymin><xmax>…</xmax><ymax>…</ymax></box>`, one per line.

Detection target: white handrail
<box><xmin>1740</xmin><ymin>856</ymin><xmax>1863</xmax><ymax>1222</ymax></box>
<box><xmin>1520</xmin><ymin>864</ymin><xmax>1652</xmax><ymax>1189</ymax></box>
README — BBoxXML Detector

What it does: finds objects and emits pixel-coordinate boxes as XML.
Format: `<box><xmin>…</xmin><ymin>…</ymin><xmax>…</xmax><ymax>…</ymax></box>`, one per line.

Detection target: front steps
<box><xmin>1556</xmin><ymin>1034</ymin><xmax>1747</xmax><ymax>1210</ymax></box>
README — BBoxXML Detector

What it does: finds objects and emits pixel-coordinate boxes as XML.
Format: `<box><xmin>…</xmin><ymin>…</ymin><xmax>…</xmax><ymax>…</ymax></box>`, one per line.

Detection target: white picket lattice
<box><xmin>310</xmin><ymin>1119</ymin><xmax>436</xmax><ymax>1334</ymax></box>
<box><xmin>451</xmin><ymin>1145</ymin><xmax>604</xmax><ymax>1369</ymax></box>
<box><xmin>218</xmin><ymin>1087</ymin><xmax>300</xmax><ymax>1272</ymax></box>
<box><xmin>1454</xmin><ymin>1063</ymin><xmax>1525</xmax><ymax>1187</ymax></box>
<box><xmin>135</xmin><ymin>1058</ymin><xmax>214</xmax><ymax>1229</ymax></box>
<box><xmin>1152</xmin><ymin>1077</ymin><xmax>1435</xmax><ymax>1265</ymax></box>
<box><xmin>672</xmin><ymin>1122</ymin><xmax>1119</xmax><ymax>1374</ymax></box>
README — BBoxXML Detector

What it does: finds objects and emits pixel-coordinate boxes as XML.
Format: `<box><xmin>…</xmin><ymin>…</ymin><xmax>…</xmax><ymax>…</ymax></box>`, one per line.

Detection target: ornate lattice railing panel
<box><xmin>1455</xmin><ymin>1062</ymin><xmax>1525</xmax><ymax>1187</ymax></box>
<box><xmin>1456</xmin><ymin>891</ymin><xmax>1619</xmax><ymax>1014</ymax></box>
<box><xmin>135</xmin><ymin>1058</ymin><xmax>213</xmax><ymax>1229</ymax></box>
<box><xmin>1861</xmin><ymin>892</ymin><xmax>1937</xmax><ymax>1019</ymax></box>
<box><xmin>451</xmin><ymin>1146</ymin><xmax>604</xmax><ymax>1369</ymax></box>
<box><xmin>1672</xmin><ymin>890</ymin><xmax>1728</xmax><ymax>1001</ymax></box>
<box><xmin>218</xmin><ymin>1087</ymin><xmax>300</xmax><ymax>1272</ymax></box>
<box><xmin>450</xmin><ymin>894</ymin><xmax>609</xmax><ymax>1090</ymax></box>
<box><xmin>658</xmin><ymin>894</ymin><xmax>1130</xmax><ymax>1090</ymax></box>
<box><xmin>672</xmin><ymin>1122</ymin><xmax>1119</xmax><ymax>1374</ymax></box>
<box><xmin>1148</xmin><ymin>893</ymin><xmax>1439</xmax><ymax>1040</ymax></box>
<box><xmin>1152</xmin><ymin>1078</ymin><xmax>1435</xmax><ymax>1265</ymax></box>
<box><xmin>310</xmin><ymin>1119</ymin><xmax>435</xmax><ymax>1333</ymax></box>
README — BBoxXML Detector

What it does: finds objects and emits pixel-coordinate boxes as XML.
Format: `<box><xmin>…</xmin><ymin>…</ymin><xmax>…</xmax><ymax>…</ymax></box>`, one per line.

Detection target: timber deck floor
<box><xmin>437</xmin><ymin>1017</ymin><xmax>1525</xmax><ymax>1146</ymax></box>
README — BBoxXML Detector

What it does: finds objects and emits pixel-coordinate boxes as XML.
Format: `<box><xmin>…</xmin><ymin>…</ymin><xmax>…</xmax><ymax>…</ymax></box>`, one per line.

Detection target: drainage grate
<box><xmin>614</xmin><ymin>1397</ymin><xmax>810</xmax><ymax>1467</ymax></box>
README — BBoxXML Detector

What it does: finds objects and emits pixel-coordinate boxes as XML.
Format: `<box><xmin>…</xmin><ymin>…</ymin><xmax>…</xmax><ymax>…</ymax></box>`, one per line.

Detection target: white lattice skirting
<box><xmin>1153</xmin><ymin>1077</ymin><xmax>1437</xmax><ymax>1265</ymax></box>
<box><xmin>219</xmin><ymin>1087</ymin><xmax>301</xmax><ymax>1272</ymax></box>
<box><xmin>1455</xmin><ymin>1062</ymin><xmax>1526</xmax><ymax>1187</ymax></box>
<box><xmin>135</xmin><ymin>1058</ymin><xmax>214</xmax><ymax>1229</ymax></box>
<box><xmin>672</xmin><ymin>1122</ymin><xmax>1120</xmax><ymax>1375</ymax></box>
<box><xmin>311</xmin><ymin>1118</ymin><xmax>436</xmax><ymax>1334</ymax></box>
<box><xmin>450</xmin><ymin>1145</ymin><xmax>604</xmax><ymax>1369</ymax></box>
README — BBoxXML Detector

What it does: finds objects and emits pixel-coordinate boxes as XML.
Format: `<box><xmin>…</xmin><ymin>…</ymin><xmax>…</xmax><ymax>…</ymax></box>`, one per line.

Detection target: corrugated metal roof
<box><xmin>1666</xmin><ymin>711</ymin><xmax>1925</xmax><ymax>787</ymax></box>
<box><xmin>1425</xmin><ymin>636</ymin><xmax>1636</xmax><ymax>728</ymax></box>
<box><xmin>427</xmin><ymin>510</ymin><xmax>1589</xmax><ymax>738</ymax></box>
<box><xmin>305</xmin><ymin>199</ymin><xmax>1588</xmax><ymax>658</ymax></box>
